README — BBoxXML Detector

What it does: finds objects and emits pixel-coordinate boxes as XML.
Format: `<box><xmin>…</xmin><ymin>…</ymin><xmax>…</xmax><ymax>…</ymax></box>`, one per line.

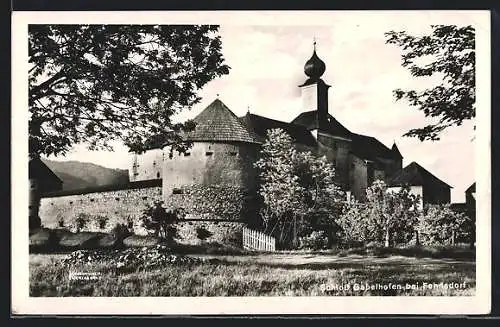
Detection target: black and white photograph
<box><xmin>12</xmin><ymin>10</ymin><xmax>491</xmax><ymax>315</ymax></box>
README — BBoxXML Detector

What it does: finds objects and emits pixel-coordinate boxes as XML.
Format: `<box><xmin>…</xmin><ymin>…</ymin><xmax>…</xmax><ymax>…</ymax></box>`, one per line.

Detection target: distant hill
<box><xmin>41</xmin><ymin>159</ymin><xmax>130</xmax><ymax>191</ymax></box>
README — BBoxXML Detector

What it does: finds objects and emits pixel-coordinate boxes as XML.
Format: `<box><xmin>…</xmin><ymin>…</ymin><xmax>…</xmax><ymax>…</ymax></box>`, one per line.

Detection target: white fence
<box><xmin>242</xmin><ymin>227</ymin><xmax>276</xmax><ymax>252</ymax></box>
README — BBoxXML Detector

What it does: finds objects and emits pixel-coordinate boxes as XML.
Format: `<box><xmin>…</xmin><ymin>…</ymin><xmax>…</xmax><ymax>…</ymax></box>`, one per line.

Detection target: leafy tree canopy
<box><xmin>29</xmin><ymin>24</ymin><xmax>230</xmax><ymax>157</ymax></box>
<box><xmin>338</xmin><ymin>180</ymin><xmax>421</xmax><ymax>247</ymax></box>
<box><xmin>385</xmin><ymin>25</ymin><xmax>475</xmax><ymax>141</ymax></box>
<box><xmin>254</xmin><ymin>128</ymin><xmax>344</xmax><ymax>248</ymax></box>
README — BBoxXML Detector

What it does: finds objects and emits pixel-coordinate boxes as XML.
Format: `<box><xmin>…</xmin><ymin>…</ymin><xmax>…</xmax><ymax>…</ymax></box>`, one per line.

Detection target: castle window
<box><xmin>173</xmin><ymin>188</ymin><xmax>183</xmax><ymax>195</ymax></box>
<box><xmin>69</xmin><ymin>201</ymin><xmax>73</xmax><ymax>205</ymax></box>
<box><xmin>156</xmin><ymin>172</ymin><xmax>160</xmax><ymax>179</ymax></box>
<box><xmin>184</xmin><ymin>152</ymin><xmax>191</xmax><ymax>157</ymax></box>
<box><xmin>90</xmin><ymin>199</ymin><xmax>95</xmax><ymax>202</ymax></box>
<box><xmin>153</xmin><ymin>161</ymin><xmax>156</xmax><ymax>166</ymax></box>
<box><xmin>205</xmin><ymin>151</ymin><xmax>213</xmax><ymax>156</ymax></box>
<box><xmin>115</xmin><ymin>197</ymin><xmax>120</xmax><ymax>201</ymax></box>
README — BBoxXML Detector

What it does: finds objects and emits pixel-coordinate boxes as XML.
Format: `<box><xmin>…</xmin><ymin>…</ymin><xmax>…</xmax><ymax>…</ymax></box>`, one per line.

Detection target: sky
<box><xmin>45</xmin><ymin>11</ymin><xmax>486</xmax><ymax>203</ymax></box>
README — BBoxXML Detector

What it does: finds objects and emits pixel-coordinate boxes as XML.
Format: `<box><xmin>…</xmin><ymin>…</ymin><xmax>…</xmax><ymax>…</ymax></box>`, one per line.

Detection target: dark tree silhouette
<box><xmin>29</xmin><ymin>25</ymin><xmax>230</xmax><ymax>157</ymax></box>
<box><xmin>385</xmin><ymin>25</ymin><xmax>475</xmax><ymax>141</ymax></box>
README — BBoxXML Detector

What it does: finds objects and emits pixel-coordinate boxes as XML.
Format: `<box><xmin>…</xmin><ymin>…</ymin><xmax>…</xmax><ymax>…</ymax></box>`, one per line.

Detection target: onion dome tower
<box><xmin>298</xmin><ymin>41</ymin><xmax>331</xmax><ymax>132</ymax></box>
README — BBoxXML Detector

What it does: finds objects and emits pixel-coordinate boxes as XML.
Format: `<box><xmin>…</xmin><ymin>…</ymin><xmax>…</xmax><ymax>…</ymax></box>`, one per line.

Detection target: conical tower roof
<box><xmin>185</xmin><ymin>98</ymin><xmax>261</xmax><ymax>144</ymax></box>
<box><xmin>391</xmin><ymin>142</ymin><xmax>403</xmax><ymax>158</ymax></box>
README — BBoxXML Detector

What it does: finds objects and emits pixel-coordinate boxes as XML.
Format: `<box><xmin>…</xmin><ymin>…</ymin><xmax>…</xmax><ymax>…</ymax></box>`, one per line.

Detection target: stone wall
<box><xmin>39</xmin><ymin>182</ymin><xmax>163</xmax><ymax>234</ymax></box>
<box><xmin>166</xmin><ymin>184</ymin><xmax>259</xmax><ymax>224</ymax></box>
<box><xmin>39</xmin><ymin>181</ymin><xmax>249</xmax><ymax>246</ymax></box>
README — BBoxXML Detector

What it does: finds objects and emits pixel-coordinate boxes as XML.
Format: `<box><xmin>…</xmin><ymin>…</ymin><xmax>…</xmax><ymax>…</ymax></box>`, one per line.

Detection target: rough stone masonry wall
<box><xmin>39</xmin><ymin>184</ymin><xmax>248</xmax><ymax>245</ymax></box>
<box><xmin>39</xmin><ymin>186</ymin><xmax>163</xmax><ymax>235</ymax></box>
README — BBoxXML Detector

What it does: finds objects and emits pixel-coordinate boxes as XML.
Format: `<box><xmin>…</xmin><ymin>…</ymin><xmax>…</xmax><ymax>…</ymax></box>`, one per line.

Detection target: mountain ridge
<box><xmin>41</xmin><ymin>159</ymin><xmax>130</xmax><ymax>191</ymax></box>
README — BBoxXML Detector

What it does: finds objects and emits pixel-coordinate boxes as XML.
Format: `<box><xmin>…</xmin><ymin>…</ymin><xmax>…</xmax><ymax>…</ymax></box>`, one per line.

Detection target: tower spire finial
<box><xmin>313</xmin><ymin>36</ymin><xmax>317</xmax><ymax>51</ymax></box>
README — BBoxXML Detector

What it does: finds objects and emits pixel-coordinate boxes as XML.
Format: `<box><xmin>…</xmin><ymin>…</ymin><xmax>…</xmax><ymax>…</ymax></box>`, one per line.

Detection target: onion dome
<box><xmin>304</xmin><ymin>44</ymin><xmax>326</xmax><ymax>80</ymax></box>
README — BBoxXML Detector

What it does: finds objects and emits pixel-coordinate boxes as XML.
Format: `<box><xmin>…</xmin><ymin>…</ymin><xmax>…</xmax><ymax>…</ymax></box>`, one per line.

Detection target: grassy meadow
<box><xmin>29</xmin><ymin>245</ymin><xmax>475</xmax><ymax>297</ymax></box>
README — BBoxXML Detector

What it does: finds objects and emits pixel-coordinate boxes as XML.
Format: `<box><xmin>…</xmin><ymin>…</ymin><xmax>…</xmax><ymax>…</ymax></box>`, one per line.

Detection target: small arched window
<box><xmin>157</xmin><ymin>172</ymin><xmax>161</xmax><ymax>179</ymax></box>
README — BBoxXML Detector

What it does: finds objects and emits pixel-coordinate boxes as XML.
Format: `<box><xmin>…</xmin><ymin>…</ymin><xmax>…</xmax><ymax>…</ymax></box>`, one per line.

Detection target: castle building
<box><xmin>37</xmin><ymin>44</ymin><xmax>453</xmax><ymax>241</ymax></box>
<box><xmin>131</xmin><ymin>45</ymin><xmax>407</xmax><ymax>202</ymax></box>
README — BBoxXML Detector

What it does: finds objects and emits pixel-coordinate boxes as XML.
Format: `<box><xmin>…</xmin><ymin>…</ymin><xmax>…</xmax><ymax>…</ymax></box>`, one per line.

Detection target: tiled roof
<box><xmin>292</xmin><ymin>111</ymin><xmax>352</xmax><ymax>139</ymax></box>
<box><xmin>388</xmin><ymin>161</ymin><xmax>452</xmax><ymax>189</ymax></box>
<box><xmin>29</xmin><ymin>157</ymin><xmax>63</xmax><ymax>183</ymax></box>
<box><xmin>292</xmin><ymin>111</ymin><xmax>399</xmax><ymax>161</ymax></box>
<box><xmin>239</xmin><ymin>113</ymin><xmax>317</xmax><ymax>147</ymax></box>
<box><xmin>184</xmin><ymin>99</ymin><xmax>261</xmax><ymax>144</ymax></box>
<box><xmin>391</xmin><ymin>142</ymin><xmax>403</xmax><ymax>159</ymax></box>
<box><xmin>351</xmin><ymin>133</ymin><xmax>398</xmax><ymax>161</ymax></box>
<box><xmin>466</xmin><ymin>182</ymin><xmax>476</xmax><ymax>194</ymax></box>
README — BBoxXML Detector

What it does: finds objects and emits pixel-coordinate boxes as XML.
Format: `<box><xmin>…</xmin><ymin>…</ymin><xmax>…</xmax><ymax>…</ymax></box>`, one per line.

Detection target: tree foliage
<box><xmin>254</xmin><ymin>128</ymin><xmax>344</xmax><ymax>248</ymax></box>
<box><xmin>338</xmin><ymin>180</ymin><xmax>421</xmax><ymax>247</ymax></box>
<box><xmin>385</xmin><ymin>25</ymin><xmax>475</xmax><ymax>141</ymax></box>
<box><xmin>29</xmin><ymin>24</ymin><xmax>230</xmax><ymax>157</ymax></box>
<box><xmin>417</xmin><ymin>204</ymin><xmax>473</xmax><ymax>245</ymax></box>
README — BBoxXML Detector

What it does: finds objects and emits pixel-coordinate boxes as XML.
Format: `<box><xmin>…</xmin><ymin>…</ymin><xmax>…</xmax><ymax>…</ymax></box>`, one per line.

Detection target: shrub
<box><xmin>299</xmin><ymin>231</ymin><xmax>329</xmax><ymax>250</ymax></box>
<box><xmin>29</xmin><ymin>228</ymin><xmax>59</xmax><ymax>252</ymax></box>
<box><xmin>417</xmin><ymin>204</ymin><xmax>473</xmax><ymax>246</ymax></box>
<box><xmin>58</xmin><ymin>232</ymin><xmax>103</xmax><ymax>250</ymax></box>
<box><xmin>196</xmin><ymin>226</ymin><xmax>213</xmax><ymax>241</ymax></box>
<box><xmin>73</xmin><ymin>213</ymin><xmax>91</xmax><ymax>232</ymax></box>
<box><xmin>337</xmin><ymin>181</ymin><xmax>420</xmax><ymax>247</ymax></box>
<box><xmin>111</xmin><ymin>223</ymin><xmax>133</xmax><ymax>241</ymax></box>
<box><xmin>122</xmin><ymin>235</ymin><xmax>162</xmax><ymax>247</ymax></box>
<box><xmin>222</xmin><ymin>230</ymin><xmax>242</xmax><ymax>247</ymax></box>
<box><xmin>95</xmin><ymin>215</ymin><xmax>109</xmax><ymax>230</ymax></box>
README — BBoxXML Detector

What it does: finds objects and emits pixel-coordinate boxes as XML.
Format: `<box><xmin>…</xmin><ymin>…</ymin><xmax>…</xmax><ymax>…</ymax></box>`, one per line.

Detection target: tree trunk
<box><xmin>415</xmin><ymin>230</ymin><xmax>420</xmax><ymax>246</ymax></box>
<box><xmin>29</xmin><ymin>178</ymin><xmax>42</xmax><ymax>231</ymax></box>
<box><xmin>293</xmin><ymin>217</ymin><xmax>298</xmax><ymax>249</ymax></box>
<box><xmin>451</xmin><ymin>230</ymin><xmax>455</xmax><ymax>245</ymax></box>
<box><xmin>384</xmin><ymin>228</ymin><xmax>390</xmax><ymax>248</ymax></box>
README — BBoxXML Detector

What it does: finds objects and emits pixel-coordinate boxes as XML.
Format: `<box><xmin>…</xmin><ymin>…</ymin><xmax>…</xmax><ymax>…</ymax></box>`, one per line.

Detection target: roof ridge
<box><xmin>407</xmin><ymin>161</ymin><xmax>453</xmax><ymax>189</ymax></box>
<box><xmin>188</xmin><ymin>98</ymin><xmax>261</xmax><ymax>144</ymax></box>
